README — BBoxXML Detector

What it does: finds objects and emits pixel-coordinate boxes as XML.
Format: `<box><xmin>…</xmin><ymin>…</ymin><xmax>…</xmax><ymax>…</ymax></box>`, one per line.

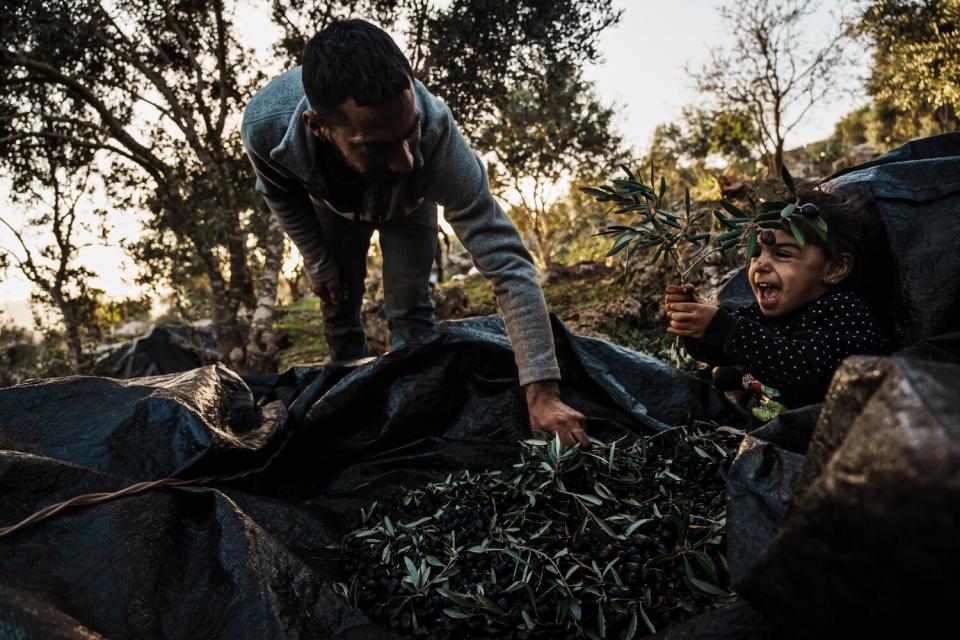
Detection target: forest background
<box><xmin>0</xmin><ymin>0</ymin><xmax>956</xmax><ymax>383</ymax></box>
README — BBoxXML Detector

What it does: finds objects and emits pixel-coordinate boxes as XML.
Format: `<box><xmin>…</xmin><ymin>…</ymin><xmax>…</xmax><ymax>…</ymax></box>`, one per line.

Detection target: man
<box><xmin>241</xmin><ymin>19</ymin><xmax>587</xmax><ymax>447</ymax></box>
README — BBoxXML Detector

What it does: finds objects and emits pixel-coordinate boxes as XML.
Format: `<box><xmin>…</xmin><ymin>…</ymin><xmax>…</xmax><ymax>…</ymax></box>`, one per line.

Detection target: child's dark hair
<box><xmin>793</xmin><ymin>184</ymin><xmax>870</xmax><ymax>289</ymax></box>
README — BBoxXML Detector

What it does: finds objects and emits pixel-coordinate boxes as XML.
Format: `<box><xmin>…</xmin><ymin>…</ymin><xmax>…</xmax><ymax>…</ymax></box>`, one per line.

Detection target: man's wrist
<box><xmin>524</xmin><ymin>380</ymin><xmax>560</xmax><ymax>407</ymax></box>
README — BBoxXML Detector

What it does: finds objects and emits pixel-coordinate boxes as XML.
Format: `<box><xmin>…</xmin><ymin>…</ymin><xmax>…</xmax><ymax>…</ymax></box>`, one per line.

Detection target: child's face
<box><xmin>748</xmin><ymin>229</ymin><xmax>847</xmax><ymax>317</ymax></box>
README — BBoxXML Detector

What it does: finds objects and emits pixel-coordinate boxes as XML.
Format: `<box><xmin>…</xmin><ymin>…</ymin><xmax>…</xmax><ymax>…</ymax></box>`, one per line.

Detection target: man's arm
<box><xmin>419</xmin><ymin>93</ymin><xmax>587</xmax><ymax>447</ymax></box>
<box><xmin>241</xmin><ymin>133</ymin><xmax>339</xmax><ymax>292</ymax></box>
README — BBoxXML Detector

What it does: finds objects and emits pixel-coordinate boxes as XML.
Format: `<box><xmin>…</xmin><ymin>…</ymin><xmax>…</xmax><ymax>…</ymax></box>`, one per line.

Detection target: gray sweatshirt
<box><xmin>240</xmin><ymin>67</ymin><xmax>561</xmax><ymax>386</ymax></box>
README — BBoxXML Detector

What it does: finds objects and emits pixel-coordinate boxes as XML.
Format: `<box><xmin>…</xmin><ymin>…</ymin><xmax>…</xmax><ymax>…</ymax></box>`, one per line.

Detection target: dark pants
<box><xmin>316</xmin><ymin>201</ymin><xmax>439</xmax><ymax>361</ymax></box>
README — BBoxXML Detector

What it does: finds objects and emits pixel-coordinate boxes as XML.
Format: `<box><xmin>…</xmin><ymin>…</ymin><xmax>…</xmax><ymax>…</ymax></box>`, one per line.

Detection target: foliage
<box><xmin>582</xmin><ymin>165</ymin><xmax>825</xmax><ymax>284</ymax></box>
<box><xmin>0</xmin><ymin>0</ymin><xmax>269</xmax><ymax>361</ymax></box>
<box><xmin>270</xmin><ymin>1</ymin><xmax>625</xmax><ymax>271</ymax></box>
<box><xmin>650</xmin><ymin>108</ymin><xmax>757</xmax><ymax>169</ymax></box>
<box><xmin>857</xmin><ymin>0</ymin><xmax>960</xmax><ymax>133</ymax></box>
<box><xmin>485</xmin><ymin>63</ymin><xmax>625</xmax><ymax>268</ymax></box>
<box><xmin>412</xmin><ymin>0</ymin><xmax>621</xmax><ymax>152</ymax></box>
<box><xmin>0</xmin><ymin>126</ymin><xmax>107</xmax><ymax>372</ymax></box>
<box><xmin>339</xmin><ymin>427</ymin><xmax>740</xmax><ymax>638</ymax></box>
<box><xmin>691</xmin><ymin>0</ymin><xmax>852</xmax><ymax>176</ymax></box>
<box><xmin>0</xmin><ymin>320</ymin><xmax>77</xmax><ymax>387</ymax></box>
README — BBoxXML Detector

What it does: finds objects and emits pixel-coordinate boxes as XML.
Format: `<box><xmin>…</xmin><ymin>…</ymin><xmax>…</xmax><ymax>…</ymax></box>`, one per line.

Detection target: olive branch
<box><xmin>581</xmin><ymin>164</ymin><xmax>829</xmax><ymax>284</ymax></box>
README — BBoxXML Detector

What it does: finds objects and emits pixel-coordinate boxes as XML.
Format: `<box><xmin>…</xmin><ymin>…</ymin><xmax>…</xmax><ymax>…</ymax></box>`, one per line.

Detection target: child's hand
<box><xmin>664</xmin><ymin>283</ymin><xmax>704</xmax><ymax>305</ymax></box>
<box><xmin>664</xmin><ymin>284</ymin><xmax>718</xmax><ymax>339</ymax></box>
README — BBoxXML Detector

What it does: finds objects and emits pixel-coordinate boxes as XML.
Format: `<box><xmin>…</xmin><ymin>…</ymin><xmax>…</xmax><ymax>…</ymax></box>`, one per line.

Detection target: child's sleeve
<box><xmin>700</xmin><ymin>294</ymin><xmax>883</xmax><ymax>399</ymax></box>
<box><xmin>682</xmin><ymin>304</ymin><xmax>753</xmax><ymax>366</ymax></box>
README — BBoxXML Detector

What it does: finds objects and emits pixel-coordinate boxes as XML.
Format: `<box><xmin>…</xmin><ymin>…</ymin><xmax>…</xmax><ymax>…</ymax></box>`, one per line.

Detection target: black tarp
<box><xmin>722</xmin><ymin>133</ymin><xmax>960</xmax><ymax>635</ymax></box>
<box><xmin>3</xmin><ymin>134</ymin><xmax>959</xmax><ymax>639</ymax></box>
<box><xmin>736</xmin><ymin>356</ymin><xmax>960</xmax><ymax>637</ymax></box>
<box><xmin>92</xmin><ymin>324</ymin><xmax>221</xmax><ymax>379</ymax></box>
<box><xmin>0</xmin><ymin>316</ymin><xmax>738</xmax><ymax>639</ymax></box>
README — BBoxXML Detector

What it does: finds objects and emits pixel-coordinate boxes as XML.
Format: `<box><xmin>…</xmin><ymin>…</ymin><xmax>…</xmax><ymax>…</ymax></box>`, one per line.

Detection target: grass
<box><xmin>273</xmin><ymin>297</ymin><xmax>330</xmax><ymax>371</ymax></box>
<box><xmin>272</xmin><ymin>262</ymin><xmax>679</xmax><ymax>371</ymax></box>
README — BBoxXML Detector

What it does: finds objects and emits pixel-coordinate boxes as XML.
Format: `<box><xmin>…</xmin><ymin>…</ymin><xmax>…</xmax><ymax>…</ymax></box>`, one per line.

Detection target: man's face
<box><xmin>748</xmin><ymin>229</ymin><xmax>848</xmax><ymax>317</ymax></box>
<box><xmin>304</xmin><ymin>82</ymin><xmax>421</xmax><ymax>186</ymax></box>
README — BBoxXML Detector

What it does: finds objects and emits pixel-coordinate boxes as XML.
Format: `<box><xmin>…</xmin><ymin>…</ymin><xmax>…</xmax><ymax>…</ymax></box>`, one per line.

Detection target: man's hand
<box><xmin>311</xmin><ymin>276</ymin><xmax>346</xmax><ymax>305</ymax></box>
<box><xmin>525</xmin><ymin>381</ymin><xmax>589</xmax><ymax>449</ymax></box>
<box><xmin>664</xmin><ymin>284</ymin><xmax>718</xmax><ymax>339</ymax></box>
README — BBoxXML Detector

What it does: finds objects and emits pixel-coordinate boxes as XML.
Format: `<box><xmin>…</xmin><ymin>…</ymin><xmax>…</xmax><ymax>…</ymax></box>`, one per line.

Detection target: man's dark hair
<box><xmin>302</xmin><ymin>19</ymin><xmax>414</xmax><ymax>127</ymax></box>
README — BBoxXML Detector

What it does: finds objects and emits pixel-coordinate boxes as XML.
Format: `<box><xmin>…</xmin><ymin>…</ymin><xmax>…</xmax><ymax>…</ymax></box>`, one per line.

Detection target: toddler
<box><xmin>664</xmin><ymin>187</ymin><xmax>884</xmax><ymax>420</ymax></box>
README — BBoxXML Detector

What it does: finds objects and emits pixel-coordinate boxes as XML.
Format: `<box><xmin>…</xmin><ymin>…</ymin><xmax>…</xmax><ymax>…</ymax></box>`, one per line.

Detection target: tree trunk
<box><xmin>55</xmin><ymin>297</ymin><xmax>85</xmax><ymax>374</ymax></box>
<box><xmin>436</xmin><ymin>226</ymin><xmax>451</xmax><ymax>284</ymax></box>
<box><xmin>242</xmin><ymin>212</ymin><xmax>284</xmax><ymax>373</ymax></box>
<box><xmin>285</xmin><ymin>266</ymin><xmax>305</xmax><ymax>304</ymax></box>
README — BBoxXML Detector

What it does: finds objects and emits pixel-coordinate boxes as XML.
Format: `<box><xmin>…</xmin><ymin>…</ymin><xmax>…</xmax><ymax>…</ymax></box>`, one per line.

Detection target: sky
<box><xmin>0</xmin><ymin>0</ymin><xmax>867</xmax><ymax>327</ymax></box>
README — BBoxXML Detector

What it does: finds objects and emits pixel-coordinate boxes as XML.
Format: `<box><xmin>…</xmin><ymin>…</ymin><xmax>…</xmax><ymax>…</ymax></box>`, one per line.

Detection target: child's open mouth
<box><xmin>757</xmin><ymin>283</ymin><xmax>781</xmax><ymax>308</ymax></box>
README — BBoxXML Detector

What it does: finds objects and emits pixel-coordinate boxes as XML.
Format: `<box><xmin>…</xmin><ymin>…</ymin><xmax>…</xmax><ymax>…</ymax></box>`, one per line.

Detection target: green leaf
<box><xmin>808</xmin><ymin>215</ymin><xmax>829</xmax><ymax>241</ymax></box>
<box><xmin>624</xmin><ymin>518</ymin><xmax>652</xmax><ymax>536</ymax></box>
<box><xmin>746</xmin><ymin>229</ymin><xmax>758</xmax><ymax>260</ymax></box>
<box><xmin>620</xmin><ymin>164</ymin><xmax>637</xmax><ymax>181</ymax></box>
<box><xmin>580</xmin><ymin>187</ymin><xmax>613</xmax><ymax>201</ymax></box>
<box><xmin>573</xmin><ymin>493</ymin><xmax>603</xmax><ymax>506</ymax></box>
<box><xmin>715</xmin><ymin>229</ymin><xmax>741</xmax><ymax>244</ymax></box>
<box><xmin>585</xmin><ymin>505</ymin><xmax>619</xmax><ymax>539</ymax></box>
<box><xmin>569</xmin><ymin>600</ymin><xmax>582</xmax><ymax>621</ymax></box>
<box><xmin>521</xmin><ymin>609</ymin><xmax>536</xmax><ymax>630</ymax></box>
<box><xmin>625</xmin><ymin>610</ymin><xmax>639</xmax><ymax>640</ymax></box>
<box><xmin>684</xmin><ymin>188</ymin><xmax>691</xmax><ymax>215</ymax></box>
<box><xmin>438</xmin><ymin>589</ymin><xmax>474</xmax><ymax>608</ymax></box>
<box><xmin>476</xmin><ymin>593</ymin><xmax>503</xmax><ymax>614</ymax></box>
<box><xmin>688</xmin><ymin>576</ymin><xmax>727</xmax><ymax>596</ymax></box>
<box><xmin>404</xmin><ymin>556</ymin><xmax>418</xmax><ymax>579</ymax></box>
<box><xmin>788</xmin><ymin>219</ymin><xmax>806</xmax><ymax>246</ymax></box>
<box><xmin>639</xmin><ymin>603</ymin><xmax>657</xmax><ymax>634</ymax></box>
<box><xmin>384</xmin><ymin>515</ymin><xmax>395</xmax><ymax>537</ymax></box>
<box><xmin>781</xmin><ymin>164</ymin><xmax>797</xmax><ymax>195</ymax></box>
<box><xmin>720</xmin><ymin>200</ymin><xmax>745</xmax><ymax>217</ymax></box>
<box><xmin>606</xmin><ymin>234</ymin><xmax>633</xmax><ymax>257</ymax></box>
<box><xmin>691</xmin><ymin>550</ymin><xmax>719</xmax><ymax>583</ymax></box>
<box><xmin>401</xmin><ymin>516</ymin><xmax>431</xmax><ymax>529</ymax></box>
<box><xmin>658</xmin><ymin>176</ymin><xmax>666</xmax><ymax>201</ymax></box>
<box><xmin>657</xmin><ymin>214</ymin><xmax>682</xmax><ymax>229</ymax></box>
<box><xmin>713</xmin><ymin>209</ymin><xmax>738</xmax><ymax>229</ymax></box>
<box><xmin>597</xmin><ymin>604</ymin><xmax>606</xmax><ymax>637</ymax></box>
<box><xmin>594</xmin><ymin>481</ymin><xmax>615</xmax><ymax>501</ymax></box>
<box><xmin>443</xmin><ymin>608</ymin><xmax>472</xmax><ymax>619</ymax></box>
<box><xmin>780</xmin><ymin>203</ymin><xmax>798</xmax><ymax>218</ymax></box>
<box><xmin>505</xmin><ymin>580</ymin><xmax>525</xmax><ymax>594</ymax></box>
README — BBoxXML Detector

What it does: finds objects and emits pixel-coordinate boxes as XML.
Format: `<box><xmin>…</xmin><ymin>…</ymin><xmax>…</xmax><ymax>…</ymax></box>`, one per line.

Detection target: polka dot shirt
<box><xmin>686</xmin><ymin>291</ymin><xmax>884</xmax><ymax>407</ymax></box>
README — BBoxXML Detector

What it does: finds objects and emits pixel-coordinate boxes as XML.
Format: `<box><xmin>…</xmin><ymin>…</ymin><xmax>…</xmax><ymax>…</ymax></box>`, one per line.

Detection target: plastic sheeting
<box><xmin>722</xmin><ymin>134</ymin><xmax>960</xmax><ymax>635</ymax></box>
<box><xmin>735</xmin><ymin>356</ymin><xmax>960</xmax><ymax>636</ymax></box>
<box><xmin>0</xmin><ymin>316</ymin><xmax>738</xmax><ymax>639</ymax></box>
<box><xmin>825</xmin><ymin>131</ymin><xmax>960</xmax><ymax>357</ymax></box>
<box><xmin>3</xmin><ymin>133</ymin><xmax>958</xmax><ymax>638</ymax></box>
<box><xmin>92</xmin><ymin>324</ymin><xmax>222</xmax><ymax>379</ymax></box>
